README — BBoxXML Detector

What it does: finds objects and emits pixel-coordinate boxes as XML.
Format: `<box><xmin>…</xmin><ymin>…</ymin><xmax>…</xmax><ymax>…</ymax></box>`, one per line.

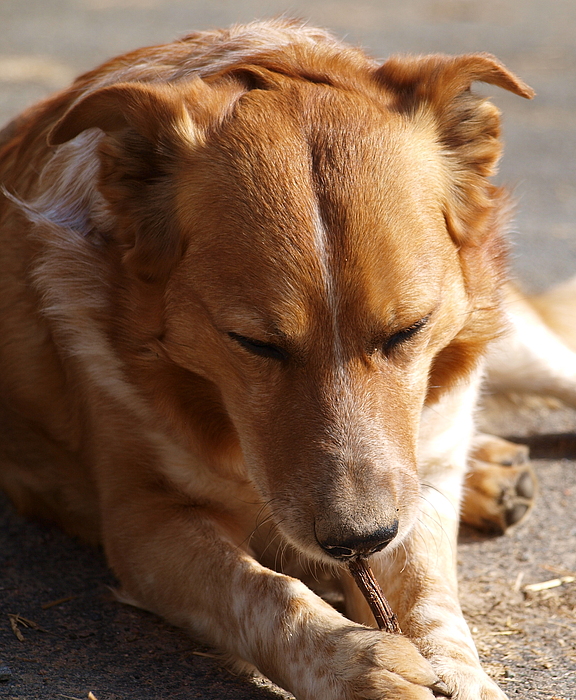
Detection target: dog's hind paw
<box><xmin>461</xmin><ymin>433</ymin><xmax>536</xmax><ymax>534</ymax></box>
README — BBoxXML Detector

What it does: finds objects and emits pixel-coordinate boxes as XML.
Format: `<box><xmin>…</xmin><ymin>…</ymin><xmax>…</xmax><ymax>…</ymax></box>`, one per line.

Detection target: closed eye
<box><xmin>228</xmin><ymin>332</ymin><xmax>288</xmax><ymax>361</ymax></box>
<box><xmin>383</xmin><ymin>315</ymin><xmax>430</xmax><ymax>355</ymax></box>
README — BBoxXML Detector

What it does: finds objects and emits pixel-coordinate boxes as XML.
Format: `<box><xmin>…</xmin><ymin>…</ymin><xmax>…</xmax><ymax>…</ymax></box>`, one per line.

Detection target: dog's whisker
<box><xmin>420</xmin><ymin>483</ymin><xmax>459</xmax><ymax>517</ymax></box>
<box><xmin>399</xmin><ymin>540</ymin><xmax>409</xmax><ymax>574</ymax></box>
<box><xmin>257</xmin><ymin>518</ymin><xmax>289</xmax><ymax>566</ymax></box>
<box><xmin>237</xmin><ymin>499</ymin><xmax>281</xmax><ymax>550</ymax></box>
<box><xmin>417</xmin><ymin>508</ymin><xmax>453</xmax><ymax>561</ymax></box>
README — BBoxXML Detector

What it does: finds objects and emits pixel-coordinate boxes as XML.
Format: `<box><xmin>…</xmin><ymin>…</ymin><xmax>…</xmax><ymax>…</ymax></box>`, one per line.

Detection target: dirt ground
<box><xmin>1</xmin><ymin>1</ymin><xmax>576</xmax><ymax>699</ymax></box>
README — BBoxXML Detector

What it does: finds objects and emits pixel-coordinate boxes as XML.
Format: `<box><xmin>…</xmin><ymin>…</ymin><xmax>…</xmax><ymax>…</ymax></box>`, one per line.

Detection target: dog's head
<box><xmin>50</xmin><ymin>45</ymin><xmax>532</xmax><ymax>563</ymax></box>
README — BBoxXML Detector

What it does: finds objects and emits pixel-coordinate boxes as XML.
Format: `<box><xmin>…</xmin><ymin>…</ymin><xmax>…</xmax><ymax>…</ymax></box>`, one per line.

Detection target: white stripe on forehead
<box><xmin>311</xmin><ymin>202</ymin><xmax>344</xmax><ymax>364</ymax></box>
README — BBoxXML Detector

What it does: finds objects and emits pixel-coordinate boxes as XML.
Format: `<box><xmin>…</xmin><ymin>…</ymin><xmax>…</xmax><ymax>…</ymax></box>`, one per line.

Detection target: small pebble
<box><xmin>0</xmin><ymin>665</ymin><xmax>12</xmax><ymax>682</ymax></box>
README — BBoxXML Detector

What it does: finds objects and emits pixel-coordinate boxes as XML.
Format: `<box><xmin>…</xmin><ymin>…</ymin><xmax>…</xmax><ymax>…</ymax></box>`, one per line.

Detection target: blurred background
<box><xmin>1</xmin><ymin>0</ymin><xmax>575</xmax><ymax>290</ymax></box>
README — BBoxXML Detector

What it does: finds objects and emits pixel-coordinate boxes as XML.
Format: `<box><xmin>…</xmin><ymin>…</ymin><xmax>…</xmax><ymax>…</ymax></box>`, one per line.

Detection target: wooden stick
<box><xmin>347</xmin><ymin>560</ymin><xmax>453</xmax><ymax>697</ymax></box>
<box><xmin>347</xmin><ymin>558</ymin><xmax>401</xmax><ymax>635</ymax></box>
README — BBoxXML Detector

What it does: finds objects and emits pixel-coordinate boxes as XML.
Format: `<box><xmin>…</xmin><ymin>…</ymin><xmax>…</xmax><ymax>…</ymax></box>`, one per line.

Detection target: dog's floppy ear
<box><xmin>48</xmin><ymin>81</ymin><xmax>204</xmax><ymax>146</ymax></box>
<box><xmin>375</xmin><ymin>54</ymin><xmax>534</xmax><ymax>244</ymax></box>
<box><xmin>48</xmin><ymin>81</ymin><xmax>210</xmax><ymax>280</ymax></box>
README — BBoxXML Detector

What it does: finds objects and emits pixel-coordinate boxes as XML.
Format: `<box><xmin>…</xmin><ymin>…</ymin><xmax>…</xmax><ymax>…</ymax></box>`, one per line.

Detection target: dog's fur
<box><xmin>2</xmin><ymin>19</ymin><xmax>576</xmax><ymax>700</ymax></box>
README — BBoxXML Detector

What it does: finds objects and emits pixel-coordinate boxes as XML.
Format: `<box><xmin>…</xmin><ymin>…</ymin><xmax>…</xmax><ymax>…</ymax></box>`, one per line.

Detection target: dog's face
<box><xmin>50</xmin><ymin>55</ymin><xmax>532</xmax><ymax>563</ymax></box>
<box><xmin>164</xmin><ymin>87</ymin><xmax>470</xmax><ymax>560</ymax></box>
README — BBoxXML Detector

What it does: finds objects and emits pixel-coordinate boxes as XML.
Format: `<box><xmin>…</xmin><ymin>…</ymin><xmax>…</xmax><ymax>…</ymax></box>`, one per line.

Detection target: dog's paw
<box><xmin>434</xmin><ymin>669</ymin><xmax>508</xmax><ymax>700</ymax></box>
<box><xmin>417</xmin><ymin>638</ymin><xmax>507</xmax><ymax>699</ymax></box>
<box><xmin>295</xmin><ymin>627</ymin><xmax>439</xmax><ymax>699</ymax></box>
<box><xmin>461</xmin><ymin>433</ymin><xmax>536</xmax><ymax>534</ymax></box>
<box><xmin>470</xmin><ymin>432</ymin><xmax>530</xmax><ymax>468</ymax></box>
<box><xmin>431</xmin><ymin>664</ymin><xmax>508</xmax><ymax>700</ymax></box>
<box><xmin>337</xmin><ymin>630</ymin><xmax>438</xmax><ymax>699</ymax></box>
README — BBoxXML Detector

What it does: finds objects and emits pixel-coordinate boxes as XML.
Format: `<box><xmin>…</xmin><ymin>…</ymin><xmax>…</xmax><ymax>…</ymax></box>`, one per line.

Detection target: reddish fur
<box><xmin>0</xmin><ymin>19</ymin><xmax>538</xmax><ymax>700</ymax></box>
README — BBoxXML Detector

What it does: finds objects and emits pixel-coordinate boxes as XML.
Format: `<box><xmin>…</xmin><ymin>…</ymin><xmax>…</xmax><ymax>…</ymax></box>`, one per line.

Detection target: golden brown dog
<box><xmin>2</xmin><ymin>19</ymin><xmax>576</xmax><ymax>700</ymax></box>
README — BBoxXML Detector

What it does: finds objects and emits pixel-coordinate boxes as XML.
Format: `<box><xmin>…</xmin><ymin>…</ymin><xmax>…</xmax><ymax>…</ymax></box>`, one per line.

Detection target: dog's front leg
<box><xmin>99</xmin><ymin>483</ymin><xmax>440</xmax><ymax>700</ymax></box>
<box><xmin>399</xmin><ymin>374</ymin><xmax>507</xmax><ymax>700</ymax></box>
<box><xmin>344</xmin><ymin>372</ymin><xmax>507</xmax><ymax>700</ymax></box>
<box><xmin>383</xmin><ymin>491</ymin><xmax>506</xmax><ymax>700</ymax></box>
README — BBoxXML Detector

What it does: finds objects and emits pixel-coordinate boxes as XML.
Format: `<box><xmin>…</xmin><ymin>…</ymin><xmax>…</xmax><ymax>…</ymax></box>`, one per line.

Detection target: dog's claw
<box><xmin>430</xmin><ymin>679</ymin><xmax>452</xmax><ymax>697</ymax></box>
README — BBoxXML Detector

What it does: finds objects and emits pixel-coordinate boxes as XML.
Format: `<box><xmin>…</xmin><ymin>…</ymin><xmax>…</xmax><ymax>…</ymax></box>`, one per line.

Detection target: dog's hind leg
<box><xmin>531</xmin><ymin>274</ymin><xmax>576</xmax><ymax>352</ymax></box>
<box><xmin>461</xmin><ymin>433</ymin><xmax>536</xmax><ymax>534</ymax></box>
<box><xmin>485</xmin><ymin>280</ymin><xmax>576</xmax><ymax>407</ymax></box>
<box><xmin>463</xmin><ymin>277</ymin><xmax>576</xmax><ymax>533</ymax></box>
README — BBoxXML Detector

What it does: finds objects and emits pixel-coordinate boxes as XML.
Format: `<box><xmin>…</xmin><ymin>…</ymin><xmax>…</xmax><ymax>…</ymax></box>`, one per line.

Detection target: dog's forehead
<box><xmin>176</xmin><ymin>81</ymin><xmax>458</xmax><ymax>334</ymax></box>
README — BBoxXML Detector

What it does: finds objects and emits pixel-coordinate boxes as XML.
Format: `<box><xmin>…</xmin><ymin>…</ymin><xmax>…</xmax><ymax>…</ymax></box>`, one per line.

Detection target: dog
<box><xmin>1</xmin><ymin>19</ymin><xmax>575</xmax><ymax>700</ymax></box>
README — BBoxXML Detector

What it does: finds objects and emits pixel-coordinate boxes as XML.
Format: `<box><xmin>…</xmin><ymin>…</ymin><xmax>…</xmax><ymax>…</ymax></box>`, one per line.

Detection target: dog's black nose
<box><xmin>318</xmin><ymin>520</ymin><xmax>399</xmax><ymax>560</ymax></box>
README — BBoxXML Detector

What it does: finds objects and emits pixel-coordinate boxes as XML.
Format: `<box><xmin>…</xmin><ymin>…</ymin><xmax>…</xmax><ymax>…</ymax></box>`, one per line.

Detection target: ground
<box><xmin>1</xmin><ymin>1</ymin><xmax>575</xmax><ymax>699</ymax></box>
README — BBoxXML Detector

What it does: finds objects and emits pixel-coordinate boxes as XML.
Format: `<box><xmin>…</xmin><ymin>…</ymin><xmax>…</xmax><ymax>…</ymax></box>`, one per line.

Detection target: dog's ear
<box><xmin>376</xmin><ymin>56</ymin><xmax>533</xmax><ymax>402</ymax></box>
<box><xmin>375</xmin><ymin>54</ymin><xmax>534</xmax><ymax>244</ymax></box>
<box><xmin>375</xmin><ymin>53</ymin><xmax>534</xmax><ymax>105</ymax></box>
<box><xmin>49</xmin><ymin>81</ymin><xmax>206</xmax><ymax>145</ymax></box>
<box><xmin>48</xmin><ymin>81</ymin><xmax>210</xmax><ymax>281</ymax></box>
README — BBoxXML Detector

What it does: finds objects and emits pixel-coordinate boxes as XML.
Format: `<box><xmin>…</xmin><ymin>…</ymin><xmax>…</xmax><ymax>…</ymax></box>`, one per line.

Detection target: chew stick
<box><xmin>347</xmin><ymin>559</ymin><xmax>453</xmax><ymax>698</ymax></box>
<box><xmin>347</xmin><ymin>557</ymin><xmax>401</xmax><ymax>635</ymax></box>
